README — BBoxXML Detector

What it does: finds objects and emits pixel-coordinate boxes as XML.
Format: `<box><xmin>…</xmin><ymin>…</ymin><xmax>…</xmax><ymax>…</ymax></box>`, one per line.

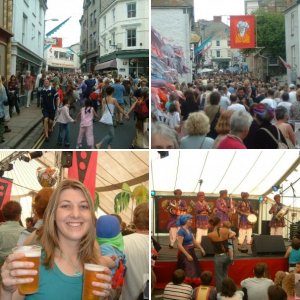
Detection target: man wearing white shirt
<box><xmin>289</xmin><ymin>84</ymin><xmax>297</xmax><ymax>103</ymax></box>
<box><xmin>227</xmin><ymin>94</ymin><xmax>246</xmax><ymax>112</ymax></box>
<box><xmin>260</xmin><ymin>89</ymin><xmax>277</xmax><ymax>109</ymax></box>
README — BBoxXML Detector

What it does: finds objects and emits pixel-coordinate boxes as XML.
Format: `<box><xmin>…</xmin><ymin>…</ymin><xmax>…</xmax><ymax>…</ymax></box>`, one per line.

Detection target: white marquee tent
<box><xmin>151</xmin><ymin>150</ymin><xmax>300</xmax><ymax>237</ymax></box>
<box><xmin>0</xmin><ymin>151</ymin><xmax>149</xmax><ymax>225</ymax></box>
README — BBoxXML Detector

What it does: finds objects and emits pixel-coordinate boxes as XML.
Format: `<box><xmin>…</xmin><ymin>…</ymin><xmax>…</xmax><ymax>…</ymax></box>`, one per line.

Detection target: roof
<box><xmin>151</xmin><ymin>150</ymin><xmax>300</xmax><ymax>207</ymax></box>
<box><xmin>0</xmin><ymin>151</ymin><xmax>149</xmax><ymax>224</ymax></box>
<box><xmin>152</xmin><ymin>0</ymin><xmax>194</xmax><ymax>7</ymax></box>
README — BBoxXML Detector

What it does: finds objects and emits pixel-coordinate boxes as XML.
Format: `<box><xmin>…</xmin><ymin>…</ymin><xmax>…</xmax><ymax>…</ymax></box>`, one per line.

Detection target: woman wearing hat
<box><xmin>176</xmin><ymin>214</ymin><xmax>205</xmax><ymax>286</ymax></box>
<box><xmin>167</xmin><ymin>189</ymin><xmax>187</xmax><ymax>248</ymax></box>
<box><xmin>195</xmin><ymin>192</ymin><xmax>211</xmax><ymax>244</ymax></box>
<box><xmin>236</xmin><ymin>192</ymin><xmax>256</xmax><ymax>246</ymax></box>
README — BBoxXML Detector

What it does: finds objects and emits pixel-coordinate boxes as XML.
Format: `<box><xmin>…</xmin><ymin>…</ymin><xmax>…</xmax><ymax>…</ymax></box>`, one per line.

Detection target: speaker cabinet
<box><xmin>201</xmin><ymin>236</ymin><xmax>215</xmax><ymax>256</ymax></box>
<box><xmin>252</xmin><ymin>235</ymin><xmax>286</xmax><ymax>256</ymax></box>
<box><xmin>61</xmin><ymin>151</ymin><xmax>73</xmax><ymax>168</ymax></box>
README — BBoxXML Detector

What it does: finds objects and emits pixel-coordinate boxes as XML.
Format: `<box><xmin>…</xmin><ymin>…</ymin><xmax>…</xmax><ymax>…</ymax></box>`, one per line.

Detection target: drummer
<box><xmin>269</xmin><ymin>194</ymin><xmax>288</xmax><ymax>236</ymax></box>
<box><xmin>195</xmin><ymin>191</ymin><xmax>210</xmax><ymax>244</ymax></box>
<box><xmin>237</xmin><ymin>192</ymin><xmax>256</xmax><ymax>246</ymax></box>
<box><xmin>167</xmin><ymin>189</ymin><xmax>187</xmax><ymax>248</ymax></box>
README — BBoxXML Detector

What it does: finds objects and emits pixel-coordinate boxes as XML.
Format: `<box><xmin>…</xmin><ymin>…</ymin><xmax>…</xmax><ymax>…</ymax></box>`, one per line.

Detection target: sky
<box><xmin>45</xmin><ymin>0</ymin><xmax>83</xmax><ymax>47</ymax></box>
<box><xmin>194</xmin><ymin>0</ymin><xmax>245</xmax><ymax>24</ymax></box>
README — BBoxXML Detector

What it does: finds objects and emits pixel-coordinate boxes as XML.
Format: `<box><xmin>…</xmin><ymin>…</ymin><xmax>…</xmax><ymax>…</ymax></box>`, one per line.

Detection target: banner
<box><xmin>0</xmin><ymin>177</ymin><xmax>13</xmax><ymax>209</ymax></box>
<box><xmin>279</xmin><ymin>56</ymin><xmax>292</xmax><ymax>69</ymax></box>
<box><xmin>68</xmin><ymin>152</ymin><xmax>98</xmax><ymax>201</ymax></box>
<box><xmin>230</xmin><ymin>15</ymin><xmax>256</xmax><ymax>49</ymax></box>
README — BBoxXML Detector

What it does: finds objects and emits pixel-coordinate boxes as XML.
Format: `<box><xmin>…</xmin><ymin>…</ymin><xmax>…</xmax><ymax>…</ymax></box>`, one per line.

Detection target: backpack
<box><xmin>111</xmin><ymin>252</ymin><xmax>126</xmax><ymax>289</ymax></box>
<box><xmin>134</xmin><ymin>100</ymin><xmax>149</xmax><ymax>120</ymax></box>
<box><xmin>195</xmin><ymin>286</ymin><xmax>213</xmax><ymax>300</ymax></box>
<box><xmin>207</xmin><ymin>107</ymin><xmax>221</xmax><ymax>139</ymax></box>
<box><xmin>260</xmin><ymin>127</ymin><xmax>288</xmax><ymax>149</ymax></box>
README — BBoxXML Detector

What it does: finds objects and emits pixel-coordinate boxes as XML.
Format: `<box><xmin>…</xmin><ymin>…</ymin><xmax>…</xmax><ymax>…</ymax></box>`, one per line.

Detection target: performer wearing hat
<box><xmin>237</xmin><ymin>192</ymin><xmax>255</xmax><ymax>246</ymax></box>
<box><xmin>269</xmin><ymin>194</ymin><xmax>288</xmax><ymax>236</ymax></box>
<box><xmin>216</xmin><ymin>190</ymin><xmax>229</xmax><ymax>225</ymax></box>
<box><xmin>195</xmin><ymin>191</ymin><xmax>210</xmax><ymax>243</ymax></box>
<box><xmin>167</xmin><ymin>189</ymin><xmax>187</xmax><ymax>248</ymax></box>
<box><xmin>176</xmin><ymin>214</ymin><xmax>205</xmax><ymax>285</ymax></box>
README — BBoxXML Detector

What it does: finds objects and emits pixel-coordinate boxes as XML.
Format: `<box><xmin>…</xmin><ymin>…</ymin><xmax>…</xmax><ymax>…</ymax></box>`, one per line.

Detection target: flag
<box><xmin>194</xmin><ymin>36</ymin><xmax>213</xmax><ymax>56</ymax></box>
<box><xmin>230</xmin><ymin>15</ymin><xmax>256</xmax><ymax>49</ymax></box>
<box><xmin>278</xmin><ymin>56</ymin><xmax>292</xmax><ymax>69</ymax></box>
<box><xmin>68</xmin><ymin>152</ymin><xmax>98</xmax><ymax>201</ymax></box>
<box><xmin>0</xmin><ymin>177</ymin><xmax>13</xmax><ymax>209</ymax></box>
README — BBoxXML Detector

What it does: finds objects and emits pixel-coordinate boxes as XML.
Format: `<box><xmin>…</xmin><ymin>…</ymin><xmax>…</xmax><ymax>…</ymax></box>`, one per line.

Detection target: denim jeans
<box><xmin>100</xmin><ymin>124</ymin><xmax>114</xmax><ymax>147</ymax></box>
<box><xmin>57</xmin><ymin>123</ymin><xmax>70</xmax><ymax>145</ymax></box>
<box><xmin>214</xmin><ymin>253</ymin><xmax>231</xmax><ymax>292</ymax></box>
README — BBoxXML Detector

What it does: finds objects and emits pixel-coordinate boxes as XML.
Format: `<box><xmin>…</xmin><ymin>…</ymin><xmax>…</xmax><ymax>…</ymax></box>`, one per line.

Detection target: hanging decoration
<box><xmin>36</xmin><ymin>167</ymin><xmax>59</xmax><ymax>188</ymax></box>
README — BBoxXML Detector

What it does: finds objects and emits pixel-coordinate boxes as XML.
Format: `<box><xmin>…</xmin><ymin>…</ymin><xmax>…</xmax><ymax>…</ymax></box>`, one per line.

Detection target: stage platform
<box><xmin>153</xmin><ymin>236</ymin><xmax>289</xmax><ymax>289</ymax></box>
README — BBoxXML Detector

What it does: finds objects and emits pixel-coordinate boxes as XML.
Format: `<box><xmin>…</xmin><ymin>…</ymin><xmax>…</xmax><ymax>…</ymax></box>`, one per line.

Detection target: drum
<box><xmin>276</xmin><ymin>206</ymin><xmax>289</xmax><ymax>219</ymax></box>
<box><xmin>247</xmin><ymin>214</ymin><xmax>257</xmax><ymax>224</ymax></box>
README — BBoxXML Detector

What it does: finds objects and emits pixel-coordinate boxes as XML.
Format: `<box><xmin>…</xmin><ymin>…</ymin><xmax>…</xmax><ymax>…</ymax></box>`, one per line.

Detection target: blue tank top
<box><xmin>178</xmin><ymin>227</ymin><xmax>193</xmax><ymax>246</ymax></box>
<box><xmin>25</xmin><ymin>263</ymin><xmax>83</xmax><ymax>300</ymax></box>
<box><xmin>289</xmin><ymin>248</ymin><xmax>300</xmax><ymax>264</ymax></box>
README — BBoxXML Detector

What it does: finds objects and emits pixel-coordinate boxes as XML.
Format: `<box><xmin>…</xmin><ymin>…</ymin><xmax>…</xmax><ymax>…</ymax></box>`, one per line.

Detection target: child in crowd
<box><xmin>76</xmin><ymin>99</ymin><xmax>98</xmax><ymax>148</ymax></box>
<box><xmin>167</xmin><ymin>103</ymin><xmax>180</xmax><ymax>131</ymax></box>
<box><xmin>96</xmin><ymin>215</ymin><xmax>126</xmax><ymax>300</ymax></box>
<box><xmin>56</xmin><ymin>98</ymin><xmax>75</xmax><ymax>147</ymax></box>
<box><xmin>222</xmin><ymin>221</ymin><xmax>236</xmax><ymax>263</ymax></box>
<box><xmin>192</xmin><ymin>271</ymin><xmax>217</xmax><ymax>300</ymax></box>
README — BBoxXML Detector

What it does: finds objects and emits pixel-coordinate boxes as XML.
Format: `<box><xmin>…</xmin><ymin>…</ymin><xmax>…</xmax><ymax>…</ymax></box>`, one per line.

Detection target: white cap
<box><xmin>289</xmin><ymin>83</ymin><xmax>295</xmax><ymax>89</ymax></box>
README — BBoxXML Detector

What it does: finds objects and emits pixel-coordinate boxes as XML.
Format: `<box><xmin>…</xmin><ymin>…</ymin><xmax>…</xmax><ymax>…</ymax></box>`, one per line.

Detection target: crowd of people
<box><xmin>151</xmin><ymin>74</ymin><xmax>300</xmax><ymax>149</ymax></box>
<box><xmin>0</xmin><ymin>179</ymin><xmax>149</xmax><ymax>300</ymax></box>
<box><xmin>0</xmin><ymin>70</ymin><xmax>149</xmax><ymax>148</ymax></box>
<box><xmin>151</xmin><ymin>189</ymin><xmax>297</xmax><ymax>299</ymax></box>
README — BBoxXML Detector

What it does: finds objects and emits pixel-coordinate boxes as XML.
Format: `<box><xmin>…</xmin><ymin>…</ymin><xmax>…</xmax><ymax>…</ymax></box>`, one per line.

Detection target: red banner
<box><xmin>68</xmin><ymin>152</ymin><xmax>98</xmax><ymax>201</ymax></box>
<box><xmin>0</xmin><ymin>177</ymin><xmax>13</xmax><ymax>209</ymax></box>
<box><xmin>230</xmin><ymin>15</ymin><xmax>256</xmax><ymax>49</ymax></box>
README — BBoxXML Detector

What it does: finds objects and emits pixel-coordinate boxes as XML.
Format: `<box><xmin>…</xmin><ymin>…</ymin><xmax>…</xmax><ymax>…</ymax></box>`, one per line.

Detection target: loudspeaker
<box><xmin>252</xmin><ymin>235</ymin><xmax>286</xmax><ymax>256</ymax></box>
<box><xmin>201</xmin><ymin>236</ymin><xmax>215</xmax><ymax>256</ymax></box>
<box><xmin>261</xmin><ymin>221</ymin><xmax>270</xmax><ymax>235</ymax></box>
<box><xmin>61</xmin><ymin>151</ymin><xmax>73</xmax><ymax>168</ymax></box>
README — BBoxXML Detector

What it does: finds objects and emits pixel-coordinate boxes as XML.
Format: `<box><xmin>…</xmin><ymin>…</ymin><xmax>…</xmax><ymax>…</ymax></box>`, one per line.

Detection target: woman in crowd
<box><xmin>217</xmin><ymin>277</ymin><xmax>243</xmax><ymax>300</ymax></box>
<box><xmin>0</xmin><ymin>179</ymin><xmax>112</xmax><ymax>300</ymax></box>
<box><xmin>7</xmin><ymin>75</ymin><xmax>20</xmax><ymax>117</ymax></box>
<box><xmin>213</xmin><ymin>110</ymin><xmax>234</xmax><ymax>148</ymax></box>
<box><xmin>284</xmin><ymin>237</ymin><xmax>300</xmax><ymax>272</ymax></box>
<box><xmin>151</xmin><ymin>121</ymin><xmax>179</xmax><ymax>149</ymax></box>
<box><xmin>176</xmin><ymin>214</ymin><xmax>205</xmax><ymax>286</ymax></box>
<box><xmin>180</xmin><ymin>111</ymin><xmax>214</xmax><ymax>149</ymax></box>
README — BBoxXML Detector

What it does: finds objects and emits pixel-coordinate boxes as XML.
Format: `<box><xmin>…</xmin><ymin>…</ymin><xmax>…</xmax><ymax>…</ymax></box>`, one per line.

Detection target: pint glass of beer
<box><xmin>82</xmin><ymin>263</ymin><xmax>105</xmax><ymax>300</ymax></box>
<box><xmin>12</xmin><ymin>245</ymin><xmax>42</xmax><ymax>294</ymax></box>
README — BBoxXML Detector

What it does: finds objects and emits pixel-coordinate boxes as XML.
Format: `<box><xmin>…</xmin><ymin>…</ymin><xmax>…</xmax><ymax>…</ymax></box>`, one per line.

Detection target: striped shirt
<box><xmin>163</xmin><ymin>282</ymin><xmax>193</xmax><ymax>300</ymax></box>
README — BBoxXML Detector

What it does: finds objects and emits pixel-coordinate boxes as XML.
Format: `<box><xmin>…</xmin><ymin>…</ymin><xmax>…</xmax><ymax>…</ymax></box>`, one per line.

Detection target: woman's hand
<box><xmin>1</xmin><ymin>252</ymin><xmax>37</xmax><ymax>294</ymax></box>
<box><xmin>186</xmin><ymin>254</ymin><xmax>193</xmax><ymax>262</ymax></box>
<box><xmin>92</xmin><ymin>267</ymin><xmax>112</xmax><ymax>298</ymax></box>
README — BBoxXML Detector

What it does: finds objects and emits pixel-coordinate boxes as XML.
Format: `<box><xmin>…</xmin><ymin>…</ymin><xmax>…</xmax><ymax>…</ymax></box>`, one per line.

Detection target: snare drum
<box><xmin>247</xmin><ymin>214</ymin><xmax>257</xmax><ymax>224</ymax></box>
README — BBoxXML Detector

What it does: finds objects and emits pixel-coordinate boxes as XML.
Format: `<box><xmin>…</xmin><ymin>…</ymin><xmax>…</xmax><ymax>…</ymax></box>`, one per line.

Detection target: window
<box><xmin>54</xmin><ymin>51</ymin><xmax>59</xmax><ymax>59</ymax></box>
<box><xmin>216</xmin><ymin>40</ymin><xmax>220</xmax><ymax>46</ymax></box>
<box><xmin>93</xmin><ymin>32</ymin><xmax>96</xmax><ymax>49</ymax></box>
<box><xmin>90</xmin><ymin>13</ymin><xmax>93</xmax><ymax>26</ymax></box>
<box><xmin>90</xmin><ymin>34</ymin><xmax>93</xmax><ymax>50</ymax></box>
<box><xmin>292</xmin><ymin>45</ymin><xmax>296</xmax><ymax>68</ymax></box>
<box><xmin>112</xmin><ymin>32</ymin><xmax>115</xmax><ymax>46</ymax></box>
<box><xmin>93</xmin><ymin>0</ymin><xmax>95</xmax><ymax>4</ymax></box>
<box><xmin>103</xmin><ymin>15</ymin><xmax>106</xmax><ymax>29</ymax></box>
<box><xmin>38</xmin><ymin>31</ymin><xmax>41</xmax><ymax>48</ymax></box>
<box><xmin>94</xmin><ymin>10</ymin><xmax>96</xmax><ymax>25</ymax></box>
<box><xmin>112</xmin><ymin>8</ymin><xmax>116</xmax><ymax>23</ymax></box>
<box><xmin>127</xmin><ymin>28</ymin><xmax>136</xmax><ymax>47</ymax></box>
<box><xmin>103</xmin><ymin>36</ymin><xmax>106</xmax><ymax>52</ymax></box>
<box><xmin>216</xmin><ymin>50</ymin><xmax>220</xmax><ymax>58</ymax></box>
<box><xmin>291</xmin><ymin>13</ymin><xmax>294</xmax><ymax>36</ymax></box>
<box><xmin>31</xmin><ymin>23</ymin><xmax>35</xmax><ymax>40</ymax></box>
<box><xmin>22</xmin><ymin>14</ymin><xmax>28</xmax><ymax>44</ymax></box>
<box><xmin>127</xmin><ymin>2</ymin><xmax>136</xmax><ymax>18</ymax></box>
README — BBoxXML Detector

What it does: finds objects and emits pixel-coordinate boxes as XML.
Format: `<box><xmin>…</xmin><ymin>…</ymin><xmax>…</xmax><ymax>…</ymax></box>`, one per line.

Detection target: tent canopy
<box><xmin>151</xmin><ymin>150</ymin><xmax>300</xmax><ymax>207</ymax></box>
<box><xmin>0</xmin><ymin>151</ymin><xmax>149</xmax><ymax>224</ymax></box>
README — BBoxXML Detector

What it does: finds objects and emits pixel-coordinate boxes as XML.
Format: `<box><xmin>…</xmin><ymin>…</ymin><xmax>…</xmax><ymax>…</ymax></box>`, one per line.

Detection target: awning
<box><xmin>94</xmin><ymin>59</ymin><xmax>117</xmax><ymax>71</ymax></box>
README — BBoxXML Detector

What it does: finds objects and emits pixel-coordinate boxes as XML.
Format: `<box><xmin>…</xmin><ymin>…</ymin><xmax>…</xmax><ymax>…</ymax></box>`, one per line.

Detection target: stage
<box><xmin>153</xmin><ymin>236</ymin><xmax>289</xmax><ymax>289</ymax></box>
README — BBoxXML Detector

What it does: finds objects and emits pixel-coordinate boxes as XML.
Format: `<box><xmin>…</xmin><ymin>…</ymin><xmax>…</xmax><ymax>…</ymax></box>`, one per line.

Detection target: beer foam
<box><xmin>13</xmin><ymin>246</ymin><xmax>41</xmax><ymax>257</ymax></box>
<box><xmin>84</xmin><ymin>264</ymin><xmax>105</xmax><ymax>272</ymax></box>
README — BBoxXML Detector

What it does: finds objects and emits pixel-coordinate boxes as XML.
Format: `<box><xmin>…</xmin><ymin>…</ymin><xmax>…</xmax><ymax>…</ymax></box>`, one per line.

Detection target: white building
<box><xmin>10</xmin><ymin>0</ymin><xmax>47</xmax><ymax>76</ymax></box>
<box><xmin>284</xmin><ymin>1</ymin><xmax>300</xmax><ymax>84</ymax></box>
<box><xmin>244</xmin><ymin>0</ymin><xmax>260</xmax><ymax>14</ymax></box>
<box><xmin>96</xmin><ymin>0</ymin><xmax>149</xmax><ymax>78</ymax></box>
<box><xmin>46</xmin><ymin>43</ymin><xmax>81</xmax><ymax>73</ymax></box>
<box><xmin>151</xmin><ymin>0</ymin><xmax>194</xmax><ymax>83</ymax></box>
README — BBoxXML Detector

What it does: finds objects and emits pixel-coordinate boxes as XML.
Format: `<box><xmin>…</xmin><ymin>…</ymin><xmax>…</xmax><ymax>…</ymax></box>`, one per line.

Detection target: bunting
<box><xmin>0</xmin><ymin>177</ymin><xmax>13</xmax><ymax>209</ymax></box>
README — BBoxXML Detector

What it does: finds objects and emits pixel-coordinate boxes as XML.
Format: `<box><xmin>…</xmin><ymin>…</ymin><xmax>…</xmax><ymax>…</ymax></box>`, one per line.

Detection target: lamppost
<box><xmin>43</xmin><ymin>19</ymin><xmax>59</xmax><ymax>70</ymax></box>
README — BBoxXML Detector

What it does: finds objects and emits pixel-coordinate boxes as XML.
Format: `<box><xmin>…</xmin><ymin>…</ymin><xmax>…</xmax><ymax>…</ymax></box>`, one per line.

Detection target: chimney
<box><xmin>213</xmin><ymin>16</ymin><xmax>222</xmax><ymax>22</ymax></box>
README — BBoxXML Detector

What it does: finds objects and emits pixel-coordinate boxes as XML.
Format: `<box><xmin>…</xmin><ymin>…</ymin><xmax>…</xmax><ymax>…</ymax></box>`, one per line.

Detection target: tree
<box><xmin>242</xmin><ymin>9</ymin><xmax>286</xmax><ymax>59</ymax></box>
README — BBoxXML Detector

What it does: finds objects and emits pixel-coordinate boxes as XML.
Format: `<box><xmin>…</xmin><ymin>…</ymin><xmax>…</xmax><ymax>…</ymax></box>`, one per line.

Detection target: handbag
<box><xmin>260</xmin><ymin>127</ymin><xmax>288</xmax><ymax>149</ymax></box>
<box><xmin>105</xmin><ymin>98</ymin><xmax>117</xmax><ymax>127</ymax></box>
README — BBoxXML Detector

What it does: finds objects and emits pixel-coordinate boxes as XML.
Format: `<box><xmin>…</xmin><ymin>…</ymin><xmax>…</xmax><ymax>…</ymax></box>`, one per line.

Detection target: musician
<box><xmin>195</xmin><ymin>191</ymin><xmax>210</xmax><ymax>243</ymax></box>
<box><xmin>167</xmin><ymin>189</ymin><xmax>187</xmax><ymax>248</ymax></box>
<box><xmin>269</xmin><ymin>194</ymin><xmax>287</xmax><ymax>236</ymax></box>
<box><xmin>216</xmin><ymin>190</ymin><xmax>230</xmax><ymax>225</ymax></box>
<box><xmin>237</xmin><ymin>192</ymin><xmax>255</xmax><ymax>246</ymax></box>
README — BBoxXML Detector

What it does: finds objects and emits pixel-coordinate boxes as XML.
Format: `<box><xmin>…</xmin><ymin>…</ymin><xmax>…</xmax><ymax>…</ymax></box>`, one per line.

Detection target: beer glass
<box><xmin>12</xmin><ymin>245</ymin><xmax>42</xmax><ymax>295</ymax></box>
<box><xmin>82</xmin><ymin>263</ymin><xmax>105</xmax><ymax>300</ymax></box>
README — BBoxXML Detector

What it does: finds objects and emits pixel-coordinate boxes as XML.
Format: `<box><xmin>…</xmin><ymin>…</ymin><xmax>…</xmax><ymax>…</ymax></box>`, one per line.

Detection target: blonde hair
<box><xmin>41</xmin><ymin>179</ymin><xmax>99</xmax><ymax>269</ymax></box>
<box><xmin>282</xmin><ymin>272</ymin><xmax>294</xmax><ymax>297</ymax></box>
<box><xmin>274</xmin><ymin>271</ymin><xmax>287</xmax><ymax>287</ymax></box>
<box><xmin>215</xmin><ymin>110</ymin><xmax>234</xmax><ymax>135</ymax></box>
<box><xmin>184</xmin><ymin>111</ymin><xmax>210</xmax><ymax>136</ymax></box>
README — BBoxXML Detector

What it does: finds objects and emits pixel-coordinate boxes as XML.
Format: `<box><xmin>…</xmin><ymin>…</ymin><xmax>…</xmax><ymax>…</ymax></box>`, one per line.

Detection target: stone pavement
<box><xmin>1</xmin><ymin>96</ymin><xmax>43</xmax><ymax>149</ymax></box>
